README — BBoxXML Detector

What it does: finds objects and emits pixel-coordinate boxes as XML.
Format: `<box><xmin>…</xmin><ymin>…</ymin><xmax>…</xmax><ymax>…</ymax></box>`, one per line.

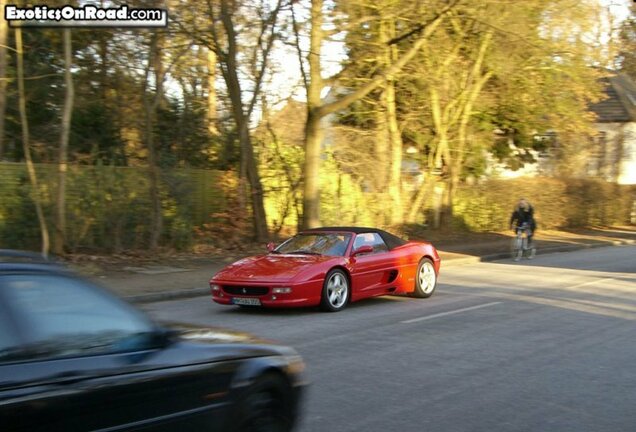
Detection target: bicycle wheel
<box><xmin>511</xmin><ymin>236</ymin><xmax>522</xmax><ymax>261</ymax></box>
<box><xmin>526</xmin><ymin>237</ymin><xmax>536</xmax><ymax>259</ymax></box>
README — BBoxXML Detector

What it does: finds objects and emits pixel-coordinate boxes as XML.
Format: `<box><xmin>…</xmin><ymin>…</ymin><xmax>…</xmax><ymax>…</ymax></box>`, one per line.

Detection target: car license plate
<box><xmin>231</xmin><ymin>297</ymin><xmax>261</xmax><ymax>306</ymax></box>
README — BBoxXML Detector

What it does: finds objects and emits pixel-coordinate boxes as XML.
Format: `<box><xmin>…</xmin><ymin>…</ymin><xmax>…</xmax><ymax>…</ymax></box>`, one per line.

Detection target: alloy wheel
<box><xmin>418</xmin><ymin>261</ymin><xmax>436</xmax><ymax>294</ymax></box>
<box><xmin>326</xmin><ymin>272</ymin><xmax>348</xmax><ymax>309</ymax></box>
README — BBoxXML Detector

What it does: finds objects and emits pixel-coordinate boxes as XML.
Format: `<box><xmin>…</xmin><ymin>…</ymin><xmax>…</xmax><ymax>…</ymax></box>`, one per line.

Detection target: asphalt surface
<box><xmin>143</xmin><ymin>245</ymin><xmax>636</xmax><ymax>432</ymax></box>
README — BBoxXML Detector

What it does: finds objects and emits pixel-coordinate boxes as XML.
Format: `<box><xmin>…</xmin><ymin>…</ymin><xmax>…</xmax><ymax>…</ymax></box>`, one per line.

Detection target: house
<box><xmin>588</xmin><ymin>73</ymin><xmax>636</xmax><ymax>185</ymax></box>
<box><xmin>267</xmin><ymin>74</ymin><xmax>636</xmax><ymax>187</ymax></box>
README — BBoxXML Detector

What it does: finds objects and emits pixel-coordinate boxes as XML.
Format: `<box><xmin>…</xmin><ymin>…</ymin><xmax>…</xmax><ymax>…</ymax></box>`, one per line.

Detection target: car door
<box><xmin>349</xmin><ymin>233</ymin><xmax>396</xmax><ymax>297</ymax></box>
<box><xmin>0</xmin><ymin>273</ymin><xmax>232</xmax><ymax>432</ymax></box>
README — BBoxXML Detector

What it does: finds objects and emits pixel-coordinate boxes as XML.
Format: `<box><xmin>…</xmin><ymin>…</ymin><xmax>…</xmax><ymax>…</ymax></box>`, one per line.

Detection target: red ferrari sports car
<box><xmin>210</xmin><ymin>227</ymin><xmax>441</xmax><ymax>312</ymax></box>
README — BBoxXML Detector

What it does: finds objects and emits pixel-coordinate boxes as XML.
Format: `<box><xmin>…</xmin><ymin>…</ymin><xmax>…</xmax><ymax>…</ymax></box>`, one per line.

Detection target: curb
<box><xmin>126</xmin><ymin>239</ymin><xmax>634</xmax><ymax>304</ymax></box>
<box><xmin>443</xmin><ymin>238</ymin><xmax>635</xmax><ymax>267</ymax></box>
<box><xmin>127</xmin><ymin>287</ymin><xmax>210</xmax><ymax>304</ymax></box>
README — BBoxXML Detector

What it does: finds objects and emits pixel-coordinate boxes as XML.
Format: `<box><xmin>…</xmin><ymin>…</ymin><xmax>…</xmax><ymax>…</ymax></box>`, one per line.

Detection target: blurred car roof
<box><xmin>0</xmin><ymin>249</ymin><xmax>68</xmax><ymax>273</ymax></box>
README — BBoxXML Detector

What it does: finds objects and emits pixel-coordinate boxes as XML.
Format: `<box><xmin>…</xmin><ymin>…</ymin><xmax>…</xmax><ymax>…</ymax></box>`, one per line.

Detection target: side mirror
<box><xmin>352</xmin><ymin>245</ymin><xmax>373</xmax><ymax>257</ymax></box>
<box><xmin>153</xmin><ymin>327</ymin><xmax>180</xmax><ymax>348</ymax></box>
<box><xmin>266</xmin><ymin>242</ymin><xmax>276</xmax><ymax>252</ymax></box>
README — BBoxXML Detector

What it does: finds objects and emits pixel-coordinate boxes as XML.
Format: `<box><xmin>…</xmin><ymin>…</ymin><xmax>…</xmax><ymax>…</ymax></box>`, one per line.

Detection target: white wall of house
<box><xmin>618</xmin><ymin>123</ymin><xmax>636</xmax><ymax>185</ymax></box>
<box><xmin>594</xmin><ymin>122</ymin><xmax>636</xmax><ymax>185</ymax></box>
<box><xmin>486</xmin><ymin>155</ymin><xmax>542</xmax><ymax>179</ymax></box>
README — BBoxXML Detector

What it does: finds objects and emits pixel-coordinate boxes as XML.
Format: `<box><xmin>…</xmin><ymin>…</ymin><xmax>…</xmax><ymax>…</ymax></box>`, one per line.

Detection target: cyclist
<box><xmin>510</xmin><ymin>198</ymin><xmax>536</xmax><ymax>248</ymax></box>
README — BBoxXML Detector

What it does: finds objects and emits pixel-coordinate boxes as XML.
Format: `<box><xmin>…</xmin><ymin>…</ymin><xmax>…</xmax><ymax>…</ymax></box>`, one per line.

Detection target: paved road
<box><xmin>144</xmin><ymin>246</ymin><xmax>636</xmax><ymax>432</ymax></box>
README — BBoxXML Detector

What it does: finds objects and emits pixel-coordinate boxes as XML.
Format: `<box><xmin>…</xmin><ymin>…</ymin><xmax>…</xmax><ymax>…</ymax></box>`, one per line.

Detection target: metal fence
<box><xmin>0</xmin><ymin>162</ymin><xmax>230</xmax><ymax>251</ymax></box>
<box><xmin>1</xmin><ymin>161</ymin><xmax>633</xmax><ymax>251</ymax></box>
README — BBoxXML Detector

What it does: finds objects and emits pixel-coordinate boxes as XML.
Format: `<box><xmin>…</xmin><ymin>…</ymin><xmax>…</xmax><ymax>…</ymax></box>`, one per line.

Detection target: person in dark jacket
<box><xmin>510</xmin><ymin>198</ymin><xmax>536</xmax><ymax>247</ymax></box>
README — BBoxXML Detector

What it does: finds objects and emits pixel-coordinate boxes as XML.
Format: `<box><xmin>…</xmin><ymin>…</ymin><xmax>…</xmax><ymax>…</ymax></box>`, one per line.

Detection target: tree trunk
<box><xmin>374</xmin><ymin>90</ymin><xmax>389</xmax><ymax>193</ymax></box>
<box><xmin>146</xmin><ymin>154</ymin><xmax>163</xmax><ymax>250</ymax></box>
<box><xmin>441</xmin><ymin>31</ymin><xmax>494</xmax><ymax>227</ymax></box>
<box><xmin>373</xmin><ymin>16</ymin><xmax>390</xmax><ymax>224</ymax></box>
<box><xmin>406</xmin><ymin>83</ymin><xmax>450</xmax><ymax>224</ymax></box>
<box><xmin>440</xmin><ymin>173</ymin><xmax>458</xmax><ymax>227</ymax></box>
<box><xmin>241</xmin><ymin>123</ymin><xmax>268</xmax><ymax>241</ymax></box>
<box><xmin>301</xmin><ymin>0</ymin><xmax>454</xmax><ymax>228</ymax></box>
<box><xmin>150</xmin><ymin>34</ymin><xmax>163</xmax><ymax>250</ymax></box>
<box><xmin>386</xmin><ymin>81</ymin><xmax>403</xmax><ymax>225</ymax></box>
<box><xmin>432</xmin><ymin>182</ymin><xmax>444</xmax><ymax>229</ymax></box>
<box><xmin>207</xmin><ymin>48</ymin><xmax>219</xmax><ymax>136</ymax></box>
<box><xmin>303</xmin><ymin>109</ymin><xmax>323</xmax><ymax>228</ymax></box>
<box><xmin>0</xmin><ymin>0</ymin><xmax>8</xmax><ymax>159</ymax></box>
<box><xmin>374</xmin><ymin>88</ymin><xmax>390</xmax><ymax>227</ymax></box>
<box><xmin>54</xmin><ymin>29</ymin><xmax>74</xmax><ymax>255</ymax></box>
<box><xmin>407</xmin><ymin>177</ymin><xmax>436</xmax><ymax>224</ymax></box>
<box><xmin>142</xmin><ymin>32</ymin><xmax>164</xmax><ymax>250</ymax></box>
<box><xmin>384</xmin><ymin>18</ymin><xmax>403</xmax><ymax>226</ymax></box>
<box><xmin>16</xmin><ymin>28</ymin><xmax>49</xmax><ymax>257</ymax></box>
<box><xmin>219</xmin><ymin>0</ymin><xmax>268</xmax><ymax>241</ymax></box>
<box><xmin>301</xmin><ymin>0</ymin><xmax>326</xmax><ymax>229</ymax></box>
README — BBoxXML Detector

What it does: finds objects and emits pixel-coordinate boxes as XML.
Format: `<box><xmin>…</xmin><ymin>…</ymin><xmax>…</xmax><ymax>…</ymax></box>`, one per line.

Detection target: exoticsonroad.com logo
<box><xmin>5</xmin><ymin>4</ymin><xmax>167</xmax><ymax>28</ymax></box>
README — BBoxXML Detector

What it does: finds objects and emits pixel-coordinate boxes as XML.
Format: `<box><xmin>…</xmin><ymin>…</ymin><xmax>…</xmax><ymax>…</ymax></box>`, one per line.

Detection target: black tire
<box><xmin>234</xmin><ymin>373</ymin><xmax>293</xmax><ymax>432</ymax></box>
<box><xmin>410</xmin><ymin>258</ymin><xmax>437</xmax><ymax>298</ymax></box>
<box><xmin>320</xmin><ymin>268</ymin><xmax>350</xmax><ymax>312</ymax></box>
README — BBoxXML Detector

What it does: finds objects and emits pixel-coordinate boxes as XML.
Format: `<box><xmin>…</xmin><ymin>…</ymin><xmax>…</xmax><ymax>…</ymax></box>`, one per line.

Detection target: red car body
<box><xmin>210</xmin><ymin>227</ymin><xmax>440</xmax><ymax>309</ymax></box>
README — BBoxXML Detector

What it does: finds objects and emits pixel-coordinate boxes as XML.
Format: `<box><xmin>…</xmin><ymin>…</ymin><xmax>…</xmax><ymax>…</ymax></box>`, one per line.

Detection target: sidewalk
<box><xmin>80</xmin><ymin>226</ymin><xmax>636</xmax><ymax>304</ymax></box>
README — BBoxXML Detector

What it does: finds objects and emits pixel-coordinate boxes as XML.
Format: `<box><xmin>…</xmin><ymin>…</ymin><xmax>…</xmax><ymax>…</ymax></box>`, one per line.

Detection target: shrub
<box><xmin>453</xmin><ymin>177</ymin><xmax>634</xmax><ymax>231</ymax></box>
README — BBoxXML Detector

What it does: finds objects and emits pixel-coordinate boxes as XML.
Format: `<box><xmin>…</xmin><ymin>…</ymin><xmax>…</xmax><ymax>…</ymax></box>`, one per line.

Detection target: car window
<box><xmin>353</xmin><ymin>233</ymin><xmax>389</xmax><ymax>254</ymax></box>
<box><xmin>0</xmin><ymin>274</ymin><xmax>157</xmax><ymax>360</ymax></box>
<box><xmin>276</xmin><ymin>233</ymin><xmax>351</xmax><ymax>256</ymax></box>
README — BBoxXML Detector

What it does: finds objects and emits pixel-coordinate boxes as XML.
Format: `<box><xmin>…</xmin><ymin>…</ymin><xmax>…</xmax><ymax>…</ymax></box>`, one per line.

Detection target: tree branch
<box><xmin>247</xmin><ymin>0</ymin><xmax>285</xmax><ymax>119</ymax></box>
<box><xmin>317</xmin><ymin>2</ymin><xmax>456</xmax><ymax>118</ymax></box>
<box><xmin>388</xmin><ymin>0</ymin><xmax>461</xmax><ymax>45</ymax></box>
<box><xmin>291</xmin><ymin>2</ymin><xmax>309</xmax><ymax>93</ymax></box>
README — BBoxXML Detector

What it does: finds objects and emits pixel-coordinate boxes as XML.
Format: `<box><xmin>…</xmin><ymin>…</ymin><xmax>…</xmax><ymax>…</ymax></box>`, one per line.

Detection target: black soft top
<box><xmin>303</xmin><ymin>227</ymin><xmax>408</xmax><ymax>250</ymax></box>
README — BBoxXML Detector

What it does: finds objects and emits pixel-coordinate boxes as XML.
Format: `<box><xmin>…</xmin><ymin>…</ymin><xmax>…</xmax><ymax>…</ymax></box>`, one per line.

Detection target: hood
<box><xmin>212</xmin><ymin>253</ymin><xmax>339</xmax><ymax>282</ymax></box>
<box><xmin>160</xmin><ymin>323</ymin><xmax>302</xmax><ymax>365</ymax></box>
<box><xmin>167</xmin><ymin>322</ymin><xmax>270</xmax><ymax>344</ymax></box>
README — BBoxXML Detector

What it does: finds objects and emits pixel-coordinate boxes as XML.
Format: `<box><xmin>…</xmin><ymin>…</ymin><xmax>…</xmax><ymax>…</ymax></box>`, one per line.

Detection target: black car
<box><xmin>0</xmin><ymin>250</ymin><xmax>305</xmax><ymax>432</ymax></box>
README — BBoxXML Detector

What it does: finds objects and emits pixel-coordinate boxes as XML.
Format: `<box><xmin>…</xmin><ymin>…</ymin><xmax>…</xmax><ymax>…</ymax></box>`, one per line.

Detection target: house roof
<box><xmin>590</xmin><ymin>73</ymin><xmax>636</xmax><ymax>123</ymax></box>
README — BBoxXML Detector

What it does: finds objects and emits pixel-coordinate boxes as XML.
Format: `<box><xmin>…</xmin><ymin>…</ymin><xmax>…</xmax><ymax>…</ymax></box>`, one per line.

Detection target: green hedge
<box><xmin>453</xmin><ymin>177</ymin><xmax>635</xmax><ymax>231</ymax></box>
<box><xmin>0</xmin><ymin>162</ymin><xmax>230</xmax><ymax>251</ymax></box>
<box><xmin>2</xmin><ymin>160</ymin><xmax>633</xmax><ymax>252</ymax></box>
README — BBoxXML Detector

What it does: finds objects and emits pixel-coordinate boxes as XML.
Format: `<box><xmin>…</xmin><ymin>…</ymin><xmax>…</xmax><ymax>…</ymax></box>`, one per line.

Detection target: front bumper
<box><xmin>211</xmin><ymin>280</ymin><xmax>322</xmax><ymax>308</ymax></box>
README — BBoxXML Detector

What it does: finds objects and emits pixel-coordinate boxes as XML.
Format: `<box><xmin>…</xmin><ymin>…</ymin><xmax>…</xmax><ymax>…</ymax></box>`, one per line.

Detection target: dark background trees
<box><xmin>0</xmin><ymin>0</ymin><xmax>633</xmax><ymax>253</ymax></box>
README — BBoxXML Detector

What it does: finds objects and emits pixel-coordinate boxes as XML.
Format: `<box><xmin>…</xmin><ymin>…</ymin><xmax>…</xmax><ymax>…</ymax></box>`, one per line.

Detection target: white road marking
<box><xmin>401</xmin><ymin>301</ymin><xmax>503</xmax><ymax>324</ymax></box>
<box><xmin>566</xmin><ymin>277</ymin><xmax>615</xmax><ymax>290</ymax></box>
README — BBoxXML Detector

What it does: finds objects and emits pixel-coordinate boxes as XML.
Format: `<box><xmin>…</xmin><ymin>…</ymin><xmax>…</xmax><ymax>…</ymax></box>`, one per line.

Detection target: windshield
<box><xmin>275</xmin><ymin>233</ymin><xmax>351</xmax><ymax>257</ymax></box>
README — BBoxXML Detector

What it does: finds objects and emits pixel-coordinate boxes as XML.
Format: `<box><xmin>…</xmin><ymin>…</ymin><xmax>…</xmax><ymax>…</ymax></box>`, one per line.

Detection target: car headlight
<box><xmin>272</xmin><ymin>287</ymin><xmax>292</xmax><ymax>294</ymax></box>
<box><xmin>284</xmin><ymin>354</ymin><xmax>306</xmax><ymax>376</ymax></box>
<box><xmin>210</xmin><ymin>283</ymin><xmax>221</xmax><ymax>292</ymax></box>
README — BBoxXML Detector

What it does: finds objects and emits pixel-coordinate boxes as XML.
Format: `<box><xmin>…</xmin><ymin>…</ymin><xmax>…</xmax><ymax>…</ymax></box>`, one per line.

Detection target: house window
<box><xmin>588</xmin><ymin>131</ymin><xmax>607</xmax><ymax>176</ymax></box>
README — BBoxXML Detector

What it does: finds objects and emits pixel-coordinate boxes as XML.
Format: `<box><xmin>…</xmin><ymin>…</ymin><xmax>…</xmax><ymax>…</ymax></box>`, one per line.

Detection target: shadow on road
<box><xmin>490</xmin><ymin>244</ymin><xmax>636</xmax><ymax>275</ymax></box>
<box><xmin>442</xmin><ymin>260</ymin><xmax>636</xmax><ymax>322</ymax></box>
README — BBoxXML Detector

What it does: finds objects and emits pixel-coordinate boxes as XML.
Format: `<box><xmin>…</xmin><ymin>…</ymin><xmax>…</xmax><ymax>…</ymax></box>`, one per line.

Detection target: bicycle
<box><xmin>511</xmin><ymin>223</ymin><xmax>536</xmax><ymax>261</ymax></box>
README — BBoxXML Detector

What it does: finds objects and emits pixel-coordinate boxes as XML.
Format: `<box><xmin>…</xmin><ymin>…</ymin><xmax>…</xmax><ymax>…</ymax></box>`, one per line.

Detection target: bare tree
<box><xmin>142</xmin><ymin>31</ymin><xmax>165</xmax><ymax>250</ymax></box>
<box><xmin>379</xmin><ymin>11</ymin><xmax>405</xmax><ymax>226</ymax></box>
<box><xmin>0</xmin><ymin>0</ymin><xmax>8</xmax><ymax>159</ymax></box>
<box><xmin>54</xmin><ymin>29</ymin><xmax>74</xmax><ymax>255</ymax></box>
<box><xmin>207</xmin><ymin>47</ymin><xmax>219</xmax><ymax>136</ymax></box>
<box><xmin>16</xmin><ymin>28</ymin><xmax>50</xmax><ymax>257</ymax></box>
<box><xmin>406</xmin><ymin>26</ymin><xmax>494</xmax><ymax>224</ymax></box>
<box><xmin>176</xmin><ymin>0</ymin><xmax>285</xmax><ymax>241</ymax></box>
<box><xmin>298</xmin><ymin>0</ymin><xmax>457</xmax><ymax>228</ymax></box>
